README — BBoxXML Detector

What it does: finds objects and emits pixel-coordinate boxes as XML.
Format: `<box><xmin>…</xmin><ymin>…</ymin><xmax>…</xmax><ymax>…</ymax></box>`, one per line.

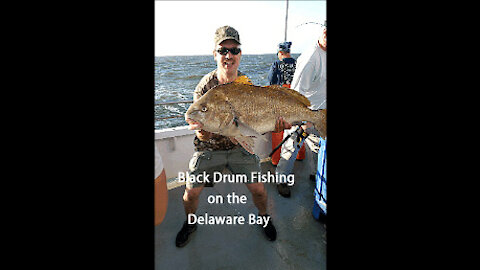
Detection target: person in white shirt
<box><xmin>275</xmin><ymin>21</ymin><xmax>327</xmax><ymax>219</ymax></box>
<box><xmin>291</xmin><ymin>25</ymin><xmax>326</xmax><ymax>111</ymax></box>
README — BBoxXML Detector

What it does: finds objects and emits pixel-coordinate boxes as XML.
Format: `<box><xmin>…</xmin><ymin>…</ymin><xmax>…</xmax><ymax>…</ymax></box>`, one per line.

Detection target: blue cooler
<box><xmin>312</xmin><ymin>137</ymin><xmax>327</xmax><ymax>220</ymax></box>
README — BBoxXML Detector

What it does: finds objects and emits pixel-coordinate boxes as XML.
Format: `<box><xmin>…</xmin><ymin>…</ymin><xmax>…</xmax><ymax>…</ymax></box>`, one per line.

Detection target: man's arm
<box><xmin>267</xmin><ymin>62</ymin><xmax>279</xmax><ymax>85</ymax></box>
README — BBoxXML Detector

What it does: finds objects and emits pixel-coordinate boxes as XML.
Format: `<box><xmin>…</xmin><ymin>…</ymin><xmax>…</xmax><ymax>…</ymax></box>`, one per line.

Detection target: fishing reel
<box><xmin>293</xmin><ymin>122</ymin><xmax>309</xmax><ymax>145</ymax></box>
<box><xmin>269</xmin><ymin>121</ymin><xmax>308</xmax><ymax>160</ymax></box>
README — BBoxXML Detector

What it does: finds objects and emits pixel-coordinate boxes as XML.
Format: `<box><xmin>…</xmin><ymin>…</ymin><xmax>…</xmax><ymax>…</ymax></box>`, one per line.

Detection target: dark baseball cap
<box><xmin>278</xmin><ymin>41</ymin><xmax>292</xmax><ymax>53</ymax></box>
<box><xmin>214</xmin><ymin>26</ymin><xmax>241</xmax><ymax>46</ymax></box>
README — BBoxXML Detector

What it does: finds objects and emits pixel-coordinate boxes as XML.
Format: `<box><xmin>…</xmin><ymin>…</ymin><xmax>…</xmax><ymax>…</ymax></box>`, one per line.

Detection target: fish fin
<box><xmin>234</xmin><ymin>76</ymin><xmax>253</xmax><ymax>85</ymax></box>
<box><xmin>312</xmin><ymin>109</ymin><xmax>327</xmax><ymax>139</ymax></box>
<box><xmin>236</xmin><ymin>119</ymin><xmax>261</xmax><ymax>137</ymax></box>
<box><xmin>234</xmin><ymin>135</ymin><xmax>256</xmax><ymax>154</ymax></box>
<box><xmin>235</xmin><ymin>119</ymin><xmax>269</xmax><ymax>142</ymax></box>
<box><xmin>265</xmin><ymin>85</ymin><xmax>311</xmax><ymax>107</ymax></box>
<box><xmin>259</xmin><ymin>134</ymin><xmax>269</xmax><ymax>142</ymax></box>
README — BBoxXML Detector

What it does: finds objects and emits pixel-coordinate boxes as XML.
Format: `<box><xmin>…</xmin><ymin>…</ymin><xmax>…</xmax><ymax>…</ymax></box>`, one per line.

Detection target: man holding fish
<box><xmin>177</xmin><ymin>25</ymin><xmax>279</xmax><ymax>247</ymax></box>
<box><xmin>180</xmin><ymin>25</ymin><xmax>327</xmax><ymax>247</ymax></box>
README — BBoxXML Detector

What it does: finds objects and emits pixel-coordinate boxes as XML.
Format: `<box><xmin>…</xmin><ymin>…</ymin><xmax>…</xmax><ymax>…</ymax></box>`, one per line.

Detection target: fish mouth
<box><xmin>186</xmin><ymin>118</ymin><xmax>203</xmax><ymax>130</ymax></box>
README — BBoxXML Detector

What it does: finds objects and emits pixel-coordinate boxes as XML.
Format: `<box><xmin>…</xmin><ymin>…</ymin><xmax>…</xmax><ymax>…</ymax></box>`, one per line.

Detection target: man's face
<box><xmin>278</xmin><ymin>51</ymin><xmax>288</xmax><ymax>60</ymax></box>
<box><xmin>214</xmin><ymin>39</ymin><xmax>242</xmax><ymax>74</ymax></box>
<box><xmin>320</xmin><ymin>27</ymin><xmax>327</xmax><ymax>49</ymax></box>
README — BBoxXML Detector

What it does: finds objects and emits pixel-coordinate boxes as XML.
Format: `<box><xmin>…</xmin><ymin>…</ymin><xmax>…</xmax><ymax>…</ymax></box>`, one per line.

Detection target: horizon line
<box><xmin>154</xmin><ymin>52</ymin><xmax>302</xmax><ymax>57</ymax></box>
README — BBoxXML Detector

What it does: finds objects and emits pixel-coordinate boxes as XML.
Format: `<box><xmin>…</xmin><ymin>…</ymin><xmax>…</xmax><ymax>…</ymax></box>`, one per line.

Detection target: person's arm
<box><xmin>155</xmin><ymin>145</ymin><xmax>168</xmax><ymax>226</ymax></box>
<box><xmin>154</xmin><ymin>169</ymin><xmax>168</xmax><ymax>226</ymax></box>
<box><xmin>267</xmin><ymin>62</ymin><xmax>278</xmax><ymax>85</ymax></box>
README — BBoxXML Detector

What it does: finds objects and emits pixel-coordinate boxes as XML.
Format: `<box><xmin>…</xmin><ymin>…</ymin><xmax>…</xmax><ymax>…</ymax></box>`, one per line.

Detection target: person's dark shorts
<box><xmin>187</xmin><ymin>147</ymin><xmax>261</xmax><ymax>189</ymax></box>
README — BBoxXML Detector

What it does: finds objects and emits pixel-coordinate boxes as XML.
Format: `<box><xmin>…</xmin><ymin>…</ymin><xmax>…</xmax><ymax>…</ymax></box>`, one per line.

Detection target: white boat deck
<box><xmin>155</xmin><ymin>127</ymin><xmax>326</xmax><ymax>269</ymax></box>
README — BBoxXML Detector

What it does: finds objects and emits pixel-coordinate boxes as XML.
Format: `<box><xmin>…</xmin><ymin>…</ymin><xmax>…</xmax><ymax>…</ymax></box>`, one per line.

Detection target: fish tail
<box><xmin>311</xmin><ymin>109</ymin><xmax>327</xmax><ymax>138</ymax></box>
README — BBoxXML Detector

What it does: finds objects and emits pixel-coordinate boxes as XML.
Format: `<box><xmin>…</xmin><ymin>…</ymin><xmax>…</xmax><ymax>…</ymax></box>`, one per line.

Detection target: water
<box><xmin>154</xmin><ymin>54</ymin><xmax>300</xmax><ymax>129</ymax></box>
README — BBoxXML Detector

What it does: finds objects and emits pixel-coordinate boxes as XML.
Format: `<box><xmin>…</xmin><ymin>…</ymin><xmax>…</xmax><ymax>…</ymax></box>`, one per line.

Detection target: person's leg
<box><xmin>225</xmin><ymin>148</ymin><xmax>267</xmax><ymax>214</ymax></box>
<box><xmin>317</xmin><ymin>137</ymin><xmax>327</xmax><ymax>216</ymax></box>
<box><xmin>246</xmin><ymin>182</ymin><xmax>276</xmax><ymax>240</ymax></box>
<box><xmin>176</xmin><ymin>184</ymin><xmax>205</xmax><ymax>247</ymax></box>
<box><xmin>176</xmin><ymin>151</ymin><xmax>226</xmax><ymax>247</ymax></box>
<box><xmin>182</xmin><ymin>186</ymin><xmax>204</xmax><ymax>217</ymax></box>
<box><xmin>304</xmin><ymin>127</ymin><xmax>321</xmax><ymax>180</ymax></box>
<box><xmin>304</xmin><ymin>138</ymin><xmax>319</xmax><ymax>181</ymax></box>
<box><xmin>245</xmin><ymin>182</ymin><xmax>267</xmax><ymax>215</ymax></box>
<box><xmin>227</xmin><ymin>148</ymin><xmax>276</xmax><ymax>241</ymax></box>
<box><xmin>276</xmin><ymin>127</ymin><xmax>298</xmax><ymax>175</ymax></box>
<box><xmin>182</xmin><ymin>150</ymin><xmax>227</xmax><ymax>215</ymax></box>
<box><xmin>276</xmin><ymin>127</ymin><xmax>305</xmax><ymax>197</ymax></box>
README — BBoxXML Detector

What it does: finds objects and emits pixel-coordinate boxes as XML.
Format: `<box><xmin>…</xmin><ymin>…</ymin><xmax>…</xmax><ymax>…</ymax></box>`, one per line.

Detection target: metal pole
<box><xmin>284</xmin><ymin>0</ymin><xmax>289</xmax><ymax>42</ymax></box>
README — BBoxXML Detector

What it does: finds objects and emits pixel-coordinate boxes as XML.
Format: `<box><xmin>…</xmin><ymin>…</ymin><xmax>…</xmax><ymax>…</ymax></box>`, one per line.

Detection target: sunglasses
<box><xmin>216</xmin><ymin>47</ymin><xmax>241</xmax><ymax>55</ymax></box>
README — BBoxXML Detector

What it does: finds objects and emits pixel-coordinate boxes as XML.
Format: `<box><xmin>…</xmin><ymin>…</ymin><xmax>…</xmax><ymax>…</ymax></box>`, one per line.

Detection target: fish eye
<box><xmin>201</xmin><ymin>106</ymin><xmax>208</xmax><ymax>112</ymax></box>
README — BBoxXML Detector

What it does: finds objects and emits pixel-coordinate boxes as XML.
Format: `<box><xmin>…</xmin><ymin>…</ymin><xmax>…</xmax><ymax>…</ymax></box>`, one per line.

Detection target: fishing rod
<box><xmin>295</xmin><ymin>22</ymin><xmax>323</xmax><ymax>28</ymax></box>
<box><xmin>284</xmin><ymin>0</ymin><xmax>289</xmax><ymax>42</ymax></box>
<box><xmin>269</xmin><ymin>124</ymin><xmax>309</xmax><ymax>159</ymax></box>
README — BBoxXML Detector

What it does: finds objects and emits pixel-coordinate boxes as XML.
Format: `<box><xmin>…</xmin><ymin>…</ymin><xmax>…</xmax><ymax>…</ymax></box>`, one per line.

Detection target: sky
<box><xmin>155</xmin><ymin>0</ymin><xmax>326</xmax><ymax>56</ymax></box>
